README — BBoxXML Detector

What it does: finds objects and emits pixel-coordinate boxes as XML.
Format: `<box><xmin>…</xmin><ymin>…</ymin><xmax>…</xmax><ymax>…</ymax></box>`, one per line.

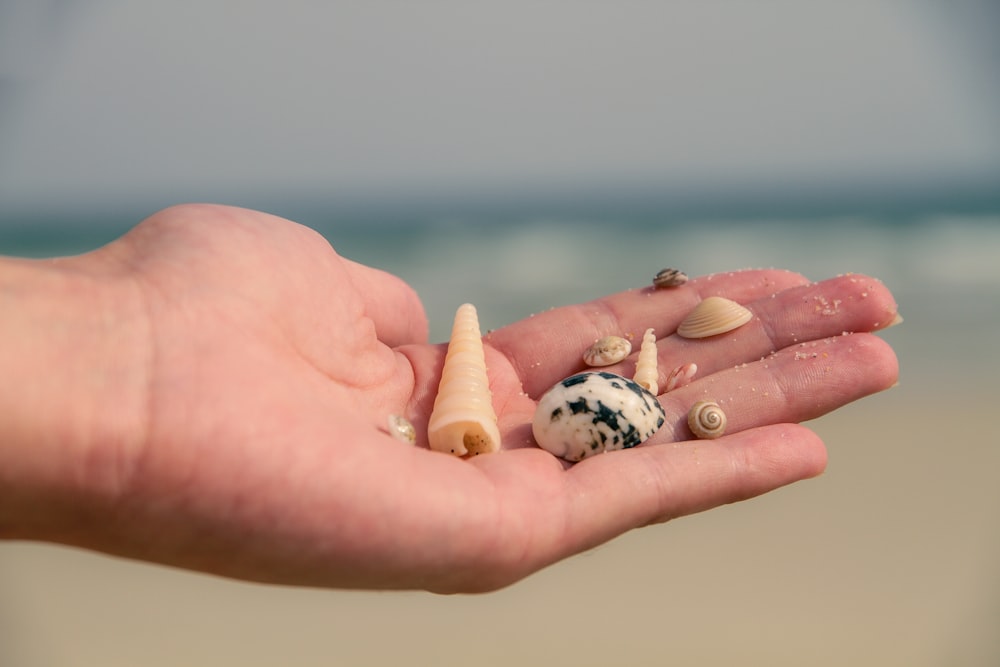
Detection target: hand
<box><xmin>2</xmin><ymin>204</ymin><xmax>899</xmax><ymax>593</ymax></box>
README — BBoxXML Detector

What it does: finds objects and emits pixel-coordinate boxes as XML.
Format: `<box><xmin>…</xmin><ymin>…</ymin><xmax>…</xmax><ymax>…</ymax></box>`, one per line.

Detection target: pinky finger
<box><xmin>560</xmin><ymin>423</ymin><xmax>828</xmax><ymax>551</ymax></box>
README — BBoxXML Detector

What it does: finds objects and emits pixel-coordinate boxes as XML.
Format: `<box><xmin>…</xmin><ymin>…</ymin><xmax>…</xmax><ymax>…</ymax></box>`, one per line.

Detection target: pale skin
<box><xmin>0</xmin><ymin>204</ymin><xmax>900</xmax><ymax>593</ymax></box>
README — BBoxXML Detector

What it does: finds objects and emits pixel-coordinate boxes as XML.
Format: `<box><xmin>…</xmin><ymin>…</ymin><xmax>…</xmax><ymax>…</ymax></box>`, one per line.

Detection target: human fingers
<box><xmin>340</xmin><ymin>258</ymin><xmax>429</xmax><ymax>347</ymax></box>
<box><xmin>487</xmin><ymin>268</ymin><xmax>810</xmax><ymax>397</ymax></box>
<box><xmin>594</xmin><ymin>273</ymin><xmax>900</xmax><ymax>393</ymax></box>
<box><xmin>561</xmin><ymin>423</ymin><xmax>828</xmax><ymax>551</ymax></box>
<box><xmin>651</xmin><ymin>331</ymin><xmax>898</xmax><ymax>443</ymax></box>
<box><xmin>456</xmin><ymin>422</ymin><xmax>827</xmax><ymax>591</ymax></box>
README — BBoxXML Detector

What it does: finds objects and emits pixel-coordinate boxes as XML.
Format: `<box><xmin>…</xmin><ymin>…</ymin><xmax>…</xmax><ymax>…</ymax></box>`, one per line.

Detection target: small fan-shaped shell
<box><xmin>632</xmin><ymin>328</ymin><xmax>659</xmax><ymax>395</ymax></box>
<box><xmin>427</xmin><ymin>303</ymin><xmax>501</xmax><ymax>456</ymax></box>
<box><xmin>687</xmin><ymin>400</ymin><xmax>727</xmax><ymax>439</ymax></box>
<box><xmin>533</xmin><ymin>371</ymin><xmax>665</xmax><ymax>461</ymax></box>
<box><xmin>583</xmin><ymin>335</ymin><xmax>631</xmax><ymax>367</ymax></box>
<box><xmin>677</xmin><ymin>296</ymin><xmax>753</xmax><ymax>339</ymax></box>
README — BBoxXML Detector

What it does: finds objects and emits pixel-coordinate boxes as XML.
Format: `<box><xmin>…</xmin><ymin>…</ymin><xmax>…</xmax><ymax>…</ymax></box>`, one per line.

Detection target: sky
<box><xmin>0</xmin><ymin>1</ymin><xmax>998</xmax><ymax>220</ymax></box>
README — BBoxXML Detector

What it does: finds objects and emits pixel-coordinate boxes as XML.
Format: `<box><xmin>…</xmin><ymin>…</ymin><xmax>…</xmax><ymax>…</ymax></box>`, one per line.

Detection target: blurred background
<box><xmin>1</xmin><ymin>2</ymin><xmax>998</xmax><ymax>665</ymax></box>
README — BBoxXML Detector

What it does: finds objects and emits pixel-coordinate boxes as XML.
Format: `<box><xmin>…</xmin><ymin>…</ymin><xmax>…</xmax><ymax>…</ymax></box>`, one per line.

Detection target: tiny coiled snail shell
<box><xmin>677</xmin><ymin>296</ymin><xmax>753</xmax><ymax>339</ymax></box>
<box><xmin>653</xmin><ymin>267</ymin><xmax>689</xmax><ymax>288</ymax></box>
<box><xmin>687</xmin><ymin>400</ymin><xmax>727</xmax><ymax>439</ymax></box>
<box><xmin>582</xmin><ymin>335</ymin><xmax>632</xmax><ymax>367</ymax></box>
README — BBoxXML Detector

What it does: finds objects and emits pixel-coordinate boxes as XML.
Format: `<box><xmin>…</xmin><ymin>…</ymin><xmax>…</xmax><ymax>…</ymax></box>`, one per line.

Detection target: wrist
<box><xmin>0</xmin><ymin>251</ymin><xmax>150</xmax><ymax>543</ymax></box>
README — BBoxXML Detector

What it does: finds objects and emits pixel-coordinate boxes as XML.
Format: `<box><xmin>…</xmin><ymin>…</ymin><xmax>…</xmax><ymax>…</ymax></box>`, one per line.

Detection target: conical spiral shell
<box><xmin>632</xmin><ymin>328</ymin><xmax>659</xmax><ymax>394</ymax></box>
<box><xmin>677</xmin><ymin>296</ymin><xmax>753</xmax><ymax>339</ymax></box>
<box><xmin>427</xmin><ymin>303</ymin><xmax>501</xmax><ymax>456</ymax></box>
<box><xmin>687</xmin><ymin>400</ymin><xmax>727</xmax><ymax>439</ymax></box>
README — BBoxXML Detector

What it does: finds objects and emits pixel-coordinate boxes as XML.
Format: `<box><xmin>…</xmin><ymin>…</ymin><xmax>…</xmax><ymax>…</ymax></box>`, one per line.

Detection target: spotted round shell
<box><xmin>532</xmin><ymin>371</ymin><xmax>666</xmax><ymax>462</ymax></box>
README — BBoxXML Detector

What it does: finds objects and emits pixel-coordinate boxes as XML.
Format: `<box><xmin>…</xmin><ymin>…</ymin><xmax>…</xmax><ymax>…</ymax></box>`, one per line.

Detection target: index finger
<box><xmin>485</xmin><ymin>268</ymin><xmax>809</xmax><ymax>396</ymax></box>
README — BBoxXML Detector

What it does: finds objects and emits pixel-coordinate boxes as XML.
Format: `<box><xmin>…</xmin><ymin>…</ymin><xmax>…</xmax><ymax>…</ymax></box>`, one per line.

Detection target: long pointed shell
<box><xmin>427</xmin><ymin>303</ymin><xmax>501</xmax><ymax>456</ymax></box>
<box><xmin>677</xmin><ymin>296</ymin><xmax>753</xmax><ymax>339</ymax></box>
<box><xmin>632</xmin><ymin>328</ymin><xmax>659</xmax><ymax>394</ymax></box>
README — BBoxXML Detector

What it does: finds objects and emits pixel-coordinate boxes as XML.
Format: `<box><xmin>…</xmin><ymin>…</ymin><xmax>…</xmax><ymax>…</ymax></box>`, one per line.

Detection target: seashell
<box><xmin>387</xmin><ymin>414</ymin><xmax>416</xmax><ymax>444</ymax></box>
<box><xmin>427</xmin><ymin>303</ymin><xmax>501</xmax><ymax>456</ymax></box>
<box><xmin>632</xmin><ymin>328</ymin><xmax>659</xmax><ymax>395</ymax></box>
<box><xmin>532</xmin><ymin>371</ymin><xmax>666</xmax><ymax>461</ymax></box>
<box><xmin>687</xmin><ymin>400</ymin><xmax>727</xmax><ymax>439</ymax></box>
<box><xmin>653</xmin><ymin>267</ymin><xmax>689</xmax><ymax>288</ymax></box>
<box><xmin>583</xmin><ymin>335</ymin><xmax>632</xmax><ymax>367</ymax></box>
<box><xmin>665</xmin><ymin>362</ymin><xmax>697</xmax><ymax>392</ymax></box>
<box><xmin>677</xmin><ymin>296</ymin><xmax>753</xmax><ymax>339</ymax></box>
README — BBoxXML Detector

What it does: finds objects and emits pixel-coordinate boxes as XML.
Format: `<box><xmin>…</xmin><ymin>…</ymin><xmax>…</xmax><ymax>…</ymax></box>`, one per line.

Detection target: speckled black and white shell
<box><xmin>532</xmin><ymin>371</ymin><xmax>666</xmax><ymax>462</ymax></box>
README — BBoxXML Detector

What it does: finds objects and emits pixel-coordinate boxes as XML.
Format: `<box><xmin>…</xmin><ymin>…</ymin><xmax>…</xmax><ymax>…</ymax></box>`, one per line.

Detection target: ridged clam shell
<box><xmin>677</xmin><ymin>296</ymin><xmax>753</xmax><ymax>339</ymax></box>
<box><xmin>427</xmin><ymin>303</ymin><xmax>501</xmax><ymax>456</ymax></box>
<box><xmin>532</xmin><ymin>371</ymin><xmax>665</xmax><ymax>462</ymax></box>
<box><xmin>687</xmin><ymin>400</ymin><xmax>727</xmax><ymax>439</ymax></box>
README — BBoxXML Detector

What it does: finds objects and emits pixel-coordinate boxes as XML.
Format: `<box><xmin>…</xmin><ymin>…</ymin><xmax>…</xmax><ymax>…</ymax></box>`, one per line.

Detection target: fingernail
<box><xmin>882</xmin><ymin>312</ymin><xmax>904</xmax><ymax>329</ymax></box>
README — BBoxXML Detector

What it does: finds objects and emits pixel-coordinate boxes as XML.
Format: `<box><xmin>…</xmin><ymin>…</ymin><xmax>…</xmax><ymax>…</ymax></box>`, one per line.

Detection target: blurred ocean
<box><xmin>2</xmin><ymin>206</ymin><xmax>997</xmax><ymax>387</ymax></box>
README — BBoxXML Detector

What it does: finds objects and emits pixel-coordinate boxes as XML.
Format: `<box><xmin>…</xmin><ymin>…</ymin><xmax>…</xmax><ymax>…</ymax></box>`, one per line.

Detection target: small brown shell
<box><xmin>677</xmin><ymin>296</ymin><xmax>753</xmax><ymax>339</ymax></box>
<box><xmin>653</xmin><ymin>268</ymin><xmax>689</xmax><ymax>288</ymax></box>
<box><xmin>583</xmin><ymin>335</ymin><xmax>632</xmax><ymax>367</ymax></box>
<box><xmin>687</xmin><ymin>400</ymin><xmax>727</xmax><ymax>439</ymax></box>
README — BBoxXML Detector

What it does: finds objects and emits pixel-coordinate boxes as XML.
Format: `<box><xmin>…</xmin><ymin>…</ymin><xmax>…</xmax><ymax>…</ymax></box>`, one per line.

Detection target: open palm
<box><xmin>94</xmin><ymin>204</ymin><xmax>898</xmax><ymax>593</ymax></box>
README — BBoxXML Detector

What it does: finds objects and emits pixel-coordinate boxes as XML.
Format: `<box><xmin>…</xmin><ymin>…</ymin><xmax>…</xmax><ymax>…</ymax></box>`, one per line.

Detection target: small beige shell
<box><xmin>427</xmin><ymin>303</ymin><xmax>501</xmax><ymax>456</ymax></box>
<box><xmin>583</xmin><ymin>335</ymin><xmax>632</xmax><ymax>367</ymax></box>
<box><xmin>687</xmin><ymin>400</ymin><xmax>727</xmax><ymax>439</ymax></box>
<box><xmin>387</xmin><ymin>414</ymin><xmax>416</xmax><ymax>444</ymax></box>
<box><xmin>665</xmin><ymin>362</ymin><xmax>698</xmax><ymax>392</ymax></box>
<box><xmin>677</xmin><ymin>296</ymin><xmax>753</xmax><ymax>339</ymax></box>
<box><xmin>632</xmin><ymin>328</ymin><xmax>659</xmax><ymax>395</ymax></box>
<box><xmin>653</xmin><ymin>267</ymin><xmax>689</xmax><ymax>288</ymax></box>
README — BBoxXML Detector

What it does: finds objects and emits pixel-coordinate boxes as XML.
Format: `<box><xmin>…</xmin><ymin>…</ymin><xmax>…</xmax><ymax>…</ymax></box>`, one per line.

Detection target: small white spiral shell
<box><xmin>687</xmin><ymin>400</ymin><xmax>727</xmax><ymax>439</ymax></box>
<box><xmin>632</xmin><ymin>328</ymin><xmax>659</xmax><ymax>395</ymax></box>
<box><xmin>427</xmin><ymin>303</ymin><xmax>501</xmax><ymax>456</ymax></box>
